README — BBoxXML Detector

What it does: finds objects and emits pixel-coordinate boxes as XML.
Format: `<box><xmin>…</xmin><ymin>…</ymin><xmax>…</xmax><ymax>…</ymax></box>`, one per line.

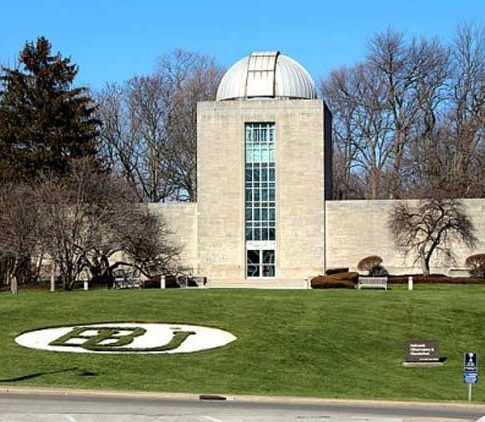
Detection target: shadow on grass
<box><xmin>0</xmin><ymin>367</ymin><xmax>99</xmax><ymax>382</ymax></box>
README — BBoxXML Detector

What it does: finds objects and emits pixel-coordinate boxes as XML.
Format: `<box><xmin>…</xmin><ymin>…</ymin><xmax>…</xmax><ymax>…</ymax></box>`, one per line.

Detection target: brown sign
<box><xmin>406</xmin><ymin>340</ymin><xmax>440</xmax><ymax>362</ymax></box>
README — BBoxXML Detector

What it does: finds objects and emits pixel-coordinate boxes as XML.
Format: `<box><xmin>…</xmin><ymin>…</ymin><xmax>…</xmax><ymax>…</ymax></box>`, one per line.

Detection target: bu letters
<box><xmin>15</xmin><ymin>322</ymin><xmax>237</xmax><ymax>354</ymax></box>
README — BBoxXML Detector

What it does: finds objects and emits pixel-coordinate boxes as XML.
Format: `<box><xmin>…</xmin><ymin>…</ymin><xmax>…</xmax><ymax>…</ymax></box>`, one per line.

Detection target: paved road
<box><xmin>0</xmin><ymin>393</ymin><xmax>484</xmax><ymax>422</ymax></box>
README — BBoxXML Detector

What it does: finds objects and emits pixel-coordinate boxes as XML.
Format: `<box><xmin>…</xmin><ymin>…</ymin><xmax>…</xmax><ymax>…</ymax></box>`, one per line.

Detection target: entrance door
<box><xmin>246</xmin><ymin>249</ymin><xmax>275</xmax><ymax>278</ymax></box>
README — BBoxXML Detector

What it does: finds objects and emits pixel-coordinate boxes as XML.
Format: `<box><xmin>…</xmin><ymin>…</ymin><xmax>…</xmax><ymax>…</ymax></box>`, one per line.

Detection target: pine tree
<box><xmin>0</xmin><ymin>37</ymin><xmax>100</xmax><ymax>181</ymax></box>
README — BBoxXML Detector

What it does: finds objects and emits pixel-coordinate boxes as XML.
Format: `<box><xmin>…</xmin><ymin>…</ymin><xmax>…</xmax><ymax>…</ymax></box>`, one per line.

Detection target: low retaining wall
<box><xmin>325</xmin><ymin>199</ymin><xmax>485</xmax><ymax>275</ymax></box>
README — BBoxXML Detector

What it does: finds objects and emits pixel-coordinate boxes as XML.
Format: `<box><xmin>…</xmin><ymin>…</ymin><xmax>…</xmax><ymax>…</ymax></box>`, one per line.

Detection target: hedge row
<box><xmin>388</xmin><ymin>275</ymin><xmax>485</xmax><ymax>284</ymax></box>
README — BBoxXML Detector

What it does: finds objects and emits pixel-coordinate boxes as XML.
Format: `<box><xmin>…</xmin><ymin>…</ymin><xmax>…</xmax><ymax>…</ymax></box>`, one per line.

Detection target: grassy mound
<box><xmin>0</xmin><ymin>286</ymin><xmax>484</xmax><ymax>402</ymax></box>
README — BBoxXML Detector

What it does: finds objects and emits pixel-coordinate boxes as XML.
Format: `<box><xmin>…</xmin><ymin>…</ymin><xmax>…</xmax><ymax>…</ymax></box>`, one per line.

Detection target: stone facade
<box><xmin>148</xmin><ymin>202</ymin><xmax>198</xmax><ymax>274</ymax></box>
<box><xmin>325</xmin><ymin>199</ymin><xmax>485</xmax><ymax>274</ymax></box>
<box><xmin>196</xmin><ymin>99</ymin><xmax>329</xmax><ymax>281</ymax></box>
<box><xmin>147</xmin><ymin>51</ymin><xmax>485</xmax><ymax>282</ymax></box>
<box><xmin>152</xmin><ymin>197</ymin><xmax>485</xmax><ymax>281</ymax></box>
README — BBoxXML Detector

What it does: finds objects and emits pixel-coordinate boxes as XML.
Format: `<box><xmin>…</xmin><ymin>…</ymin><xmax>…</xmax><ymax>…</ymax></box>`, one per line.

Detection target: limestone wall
<box><xmin>197</xmin><ymin>99</ymin><xmax>327</xmax><ymax>281</ymax></box>
<box><xmin>325</xmin><ymin>199</ymin><xmax>485</xmax><ymax>274</ymax></box>
<box><xmin>147</xmin><ymin>202</ymin><xmax>198</xmax><ymax>274</ymax></box>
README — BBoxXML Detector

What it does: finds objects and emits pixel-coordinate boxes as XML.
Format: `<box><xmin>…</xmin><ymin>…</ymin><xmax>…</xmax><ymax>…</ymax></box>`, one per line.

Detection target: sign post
<box><xmin>464</xmin><ymin>352</ymin><xmax>478</xmax><ymax>402</ymax></box>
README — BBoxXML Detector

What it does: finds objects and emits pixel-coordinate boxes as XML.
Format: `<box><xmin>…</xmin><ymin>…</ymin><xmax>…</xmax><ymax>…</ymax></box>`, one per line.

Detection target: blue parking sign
<box><xmin>464</xmin><ymin>372</ymin><xmax>478</xmax><ymax>384</ymax></box>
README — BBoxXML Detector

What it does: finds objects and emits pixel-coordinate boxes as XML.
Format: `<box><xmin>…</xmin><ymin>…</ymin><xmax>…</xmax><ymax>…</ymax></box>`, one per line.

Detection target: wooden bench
<box><xmin>113</xmin><ymin>276</ymin><xmax>141</xmax><ymax>289</ymax></box>
<box><xmin>357</xmin><ymin>276</ymin><xmax>388</xmax><ymax>290</ymax></box>
<box><xmin>113</xmin><ymin>269</ymin><xmax>141</xmax><ymax>289</ymax></box>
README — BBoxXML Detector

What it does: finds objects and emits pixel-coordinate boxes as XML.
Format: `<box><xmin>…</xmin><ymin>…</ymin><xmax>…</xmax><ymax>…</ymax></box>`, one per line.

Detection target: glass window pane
<box><xmin>262</xmin><ymin>265</ymin><xmax>275</xmax><ymax>277</ymax></box>
<box><xmin>247</xmin><ymin>265</ymin><xmax>260</xmax><ymax>277</ymax></box>
<box><xmin>247</xmin><ymin>250</ymin><xmax>260</xmax><ymax>264</ymax></box>
<box><xmin>269</xmin><ymin>149</ymin><xmax>275</xmax><ymax>162</ymax></box>
<box><xmin>253</xmin><ymin>169</ymin><xmax>260</xmax><ymax>182</ymax></box>
<box><xmin>263</xmin><ymin>250</ymin><xmax>275</xmax><ymax>263</ymax></box>
<box><xmin>261</xmin><ymin>168</ymin><xmax>267</xmax><ymax>182</ymax></box>
<box><xmin>261</xmin><ymin>148</ymin><xmax>269</xmax><ymax>162</ymax></box>
<box><xmin>269</xmin><ymin>228</ymin><xmax>275</xmax><ymax>240</ymax></box>
<box><xmin>269</xmin><ymin>209</ymin><xmax>275</xmax><ymax>221</ymax></box>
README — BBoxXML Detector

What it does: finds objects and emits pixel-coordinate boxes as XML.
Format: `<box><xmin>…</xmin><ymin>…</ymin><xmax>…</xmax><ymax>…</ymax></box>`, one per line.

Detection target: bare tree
<box><xmin>321</xmin><ymin>29</ymin><xmax>448</xmax><ymax>199</ymax></box>
<box><xmin>368</xmin><ymin>30</ymin><xmax>449</xmax><ymax>198</ymax></box>
<box><xmin>0</xmin><ymin>183</ymin><xmax>40</xmax><ymax>293</ymax></box>
<box><xmin>465</xmin><ymin>253</ymin><xmax>485</xmax><ymax>278</ymax></box>
<box><xmin>97</xmin><ymin>50</ymin><xmax>224</xmax><ymax>202</ymax></box>
<box><xmin>82</xmin><ymin>199</ymin><xmax>180</xmax><ymax>286</ymax></box>
<box><xmin>37</xmin><ymin>159</ymin><xmax>180</xmax><ymax>290</ymax></box>
<box><xmin>388</xmin><ymin>199</ymin><xmax>477</xmax><ymax>276</ymax></box>
<box><xmin>320</xmin><ymin>67</ymin><xmax>366</xmax><ymax>199</ymax></box>
<box><xmin>446</xmin><ymin>22</ymin><xmax>485</xmax><ymax>196</ymax></box>
<box><xmin>401</xmin><ymin>23</ymin><xmax>485</xmax><ymax>199</ymax></box>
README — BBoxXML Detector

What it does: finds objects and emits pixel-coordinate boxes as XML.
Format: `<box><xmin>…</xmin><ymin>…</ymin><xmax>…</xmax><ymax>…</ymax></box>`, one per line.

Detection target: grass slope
<box><xmin>0</xmin><ymin>285</ymin><xmax>484</xmax><ymax>402</ymax></box>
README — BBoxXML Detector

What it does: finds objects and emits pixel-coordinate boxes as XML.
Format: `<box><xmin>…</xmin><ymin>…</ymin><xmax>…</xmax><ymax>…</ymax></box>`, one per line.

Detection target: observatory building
<box><xmin>154</xmin><ymin>50</ymin><xmax>485</xmax><ymax>284</ymax></box>
<box><xmin>197</xmin><ymin>51</ymin><xmax>332</xmax><ymax>283</ymax></box>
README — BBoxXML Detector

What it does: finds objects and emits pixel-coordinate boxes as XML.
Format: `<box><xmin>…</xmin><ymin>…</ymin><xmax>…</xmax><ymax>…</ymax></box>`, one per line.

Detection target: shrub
<box><xmin>465</xmin><ymin>254</ymin><xmax>485</xmax><ymax>278</ymax></box>
<box><xmin>311</xmin><ymin>272</ymin><xmax>359</xmax><ymax>289</ymax></box>
<box><xmin>325</xmin><ymin>267</ymin><xmax>349</xmax><ymax>276</ymax></box>
<box><xmin>330</xmin><ymin>271</ymin><xmax>359</xmax><ymax>282</ymax></box>
<box><xmin>357</xmin><ymin>255</ymin><xmax>382</xmax><ymax>271</ymax></box>
<box><xmin>357</xmin><ymin>255</ymin><xmax>388</xmax><ymax>276</ymax></box>
<box><xmin>311</xmin><ymin>275</ymin><xmax>355</xmax><ymax>289</ymax></box>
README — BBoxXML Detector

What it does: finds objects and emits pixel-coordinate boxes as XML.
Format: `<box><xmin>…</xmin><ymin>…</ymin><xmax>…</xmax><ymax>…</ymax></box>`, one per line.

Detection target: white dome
<box><xmin>216</xmin><ymin>51</ymin><xmax>316</xmax><ymax>101</ymax></box>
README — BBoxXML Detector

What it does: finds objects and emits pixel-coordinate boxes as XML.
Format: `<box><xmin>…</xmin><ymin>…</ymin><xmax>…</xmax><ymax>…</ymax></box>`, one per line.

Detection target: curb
<box><xmin>1</xmin><ymin>386</ymin><xmax>485</xmax><ymax>411</ymax></box>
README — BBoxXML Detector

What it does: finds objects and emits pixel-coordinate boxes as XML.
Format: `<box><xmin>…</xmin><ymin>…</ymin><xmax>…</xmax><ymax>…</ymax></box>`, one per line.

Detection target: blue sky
<box><xmin>1</xmin><ymin>0</ymin><xmax>485</xmax><ymax>89</ymax></box>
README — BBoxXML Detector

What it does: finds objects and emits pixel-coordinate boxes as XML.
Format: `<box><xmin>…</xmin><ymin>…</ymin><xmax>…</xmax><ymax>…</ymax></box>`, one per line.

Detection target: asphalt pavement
<box><xmin>0</xmin><ymin>389</ymin><xmax>484</xmax><ymax>422</ymax></box>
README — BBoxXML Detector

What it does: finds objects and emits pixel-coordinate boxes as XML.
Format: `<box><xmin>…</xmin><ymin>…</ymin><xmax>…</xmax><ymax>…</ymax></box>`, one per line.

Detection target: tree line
<box><xmin>0</xmin><ymin>38</ymin><xmax>193</xmax><ymax>290</ymax></box>
<box><xmin>0</xmin><ymin>158</ymin><xmax>180</xmax><ymax>292</ymax></box>
<box><xmin>1</xmin><ymin>25</ymin><xmax>484</xmax><ymax>289</ymax></box>
<box><xmin>321</xmin><ymin>24</ymin><xmax>485</xmax><ymax>200</ymax></box>
<box><xmin>2</xmin><ymin>25</ymin><xmax>485</xmax><ymax>202</ymax></box>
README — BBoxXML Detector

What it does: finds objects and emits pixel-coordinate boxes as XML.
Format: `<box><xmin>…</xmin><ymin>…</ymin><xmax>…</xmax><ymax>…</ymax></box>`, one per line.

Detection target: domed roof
<box><xmin>216</xmin><ymin>51</ymin><xmax>316</xmax><ymax>101</ymax></box>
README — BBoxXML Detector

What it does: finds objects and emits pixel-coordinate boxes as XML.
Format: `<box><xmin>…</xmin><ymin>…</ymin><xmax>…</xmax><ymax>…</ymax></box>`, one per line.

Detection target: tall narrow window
<box><xmin>245</xmin><ymin>123</ymin><xmax>275</xmax><ymax>278</ymax></box>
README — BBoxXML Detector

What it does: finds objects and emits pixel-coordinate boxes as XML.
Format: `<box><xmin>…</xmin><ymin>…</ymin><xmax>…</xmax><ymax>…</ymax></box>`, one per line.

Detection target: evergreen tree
<box><xmin>0</xmin><ymin>37</ymin><xmax>100</xmax><ymax>181</ymax></box>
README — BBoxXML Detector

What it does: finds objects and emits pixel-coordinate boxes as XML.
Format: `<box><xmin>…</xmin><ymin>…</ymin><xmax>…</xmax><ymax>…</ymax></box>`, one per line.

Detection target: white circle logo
<box><xmin>15</xmin><ymin>323</ymin><xmax>237</xmax><ymax>354</ymax></box>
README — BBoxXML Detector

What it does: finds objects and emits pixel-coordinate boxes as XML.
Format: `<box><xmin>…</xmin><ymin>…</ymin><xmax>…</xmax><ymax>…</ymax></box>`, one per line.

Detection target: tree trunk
<box><xmin>421</xmin><ymin>254</ymin><xmax>430</xmax><ymax>277</ymax></box>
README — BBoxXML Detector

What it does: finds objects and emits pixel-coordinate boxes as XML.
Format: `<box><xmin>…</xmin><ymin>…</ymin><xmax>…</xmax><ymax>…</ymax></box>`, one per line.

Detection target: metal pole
<box><xmin>408</xmin><ymin>276</ymin><xmax>413</xmax><ymax>291</ymax></box>
<box><xmin>160</xmin><ymin>275</ymin><xmax>166</xmax><ymax>289</ymax></box>
<box><xmin>468</xmin><ymin>383</ymin><xmax>472</xmax><ymax>402</ymax></box>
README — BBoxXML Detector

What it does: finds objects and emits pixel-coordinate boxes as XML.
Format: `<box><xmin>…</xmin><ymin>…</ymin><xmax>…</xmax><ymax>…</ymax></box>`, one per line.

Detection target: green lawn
<box><xmin>1</xmin><ymin>285</ymin><xmax>484</xmax><ymax>402</ymax></box>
